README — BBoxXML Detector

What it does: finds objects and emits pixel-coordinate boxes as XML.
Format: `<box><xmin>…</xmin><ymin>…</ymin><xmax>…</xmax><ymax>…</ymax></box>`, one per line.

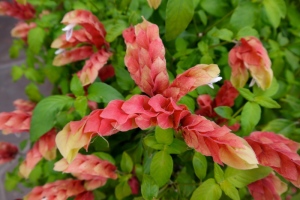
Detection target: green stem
<box><xmin>202</xmin><ymin>9</ymin><xmax>234</xmax><ymax>35</ymax></box>
<box><xmin>232</xmin><ymin>106</ymin><xmax>244</xmax><ymax>118</ymax></box>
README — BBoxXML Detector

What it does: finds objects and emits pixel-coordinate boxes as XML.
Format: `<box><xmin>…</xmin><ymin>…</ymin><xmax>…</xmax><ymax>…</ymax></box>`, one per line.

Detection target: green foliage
<box><xmin>87</xmin><ymin>82</ymin><xmax>124</xmax><ymax>103</ymax></box>
<box><xmin>191</xmin><ymin>179</ymin><xmax>222</xmax><ymax>200</ymax></box>
<box><xmin>150</xmin><ymin>151</ymin><xmax>173</xmax><ymax>187</ymax></box>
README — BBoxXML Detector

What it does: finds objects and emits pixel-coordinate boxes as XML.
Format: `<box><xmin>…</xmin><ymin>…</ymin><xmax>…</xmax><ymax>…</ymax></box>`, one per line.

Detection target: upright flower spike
<box><xmin>0</xmin><ymin>0</ymin><xmax>35</xmax><ymax>20</ymax></box>
<box><xmin>163</xmin><ymin>64</ymin><xmax>221</xmax><ymax>102</ymax></box>
<box><xmin>11</xmin><ymin>22</ymin><xmax>36</xmax><ymax>41</ymax></box>
<box><xmin>19</xmin><ymin>129</ymin><xmax>56</xmax><ymax>178</ymax></box>
<box><xmin>229</xmin><ymin>36</ymin><xmax>273</xmax><ymax>90</ymax></box>
<box><xmin>123</xmin><ymin>18</ymin><xmax>169</xmax><ymax>96</ymax></box>
<box><xmin>24</xmin><ymin>179</ymin><xmax>86</xmax><ymax>200</ymax></box>
<box><xmin>13</xmin><ymin>99</ymin><xmax>36</xmax><ymax>112</ymax></box>
<box><xmin>246</xmin><ymin>131</ymin><xmax>300</xmax><ymax>188</ymax></box>
<box><xmin>0</xmin><ymin>142</ymin><xmax>18</xmax><ymax>164</ymax></box>
<box><xmin>54</xmin><ymin>153</ymin><xmax>117</xmax><ymax>190</ymax></box>
<box><xmin>248</xmin><ymin>173</ymin><xmax>287</xmax><ymax>200</ymax></box>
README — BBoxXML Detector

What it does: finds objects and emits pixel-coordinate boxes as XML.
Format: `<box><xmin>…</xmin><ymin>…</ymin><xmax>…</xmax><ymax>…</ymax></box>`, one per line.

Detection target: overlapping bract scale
<box><xmin>246</xmin><ymin>131</ymin><xmax>300</xmax><ymax>188</ymax></box>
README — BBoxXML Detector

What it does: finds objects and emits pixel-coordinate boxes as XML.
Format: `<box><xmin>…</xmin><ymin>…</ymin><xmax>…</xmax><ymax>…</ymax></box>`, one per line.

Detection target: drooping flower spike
<box><xmin>246</xmin><ymin>131</ymin><xmax>300</xmax><ymax>188</ymax></box>
<box><xmin>11</xmin><ymin>22</ymin><xmax>36</xmax><ymax>41</ymax></box>
<box><xmin>0</xmin><ymin>0</ymin><xmax>35</xmax><ymax>20</ymax></box>
<box><xmin>52</xmin><ymin>10</ymin><xmax>112</xmax><ymax>86</ymax></box>
<box><xmin>0</xmin><ymin>99</ymin><xmax>35</xmax><ymax>134</ymax></box>
<box><xmin>54</xmin><ymin>153</ymin><xmax>117</xmax><ymax>190</ymax></box>
<box><xmin>229</xmin><ymin>36</ymin><xmax>273</xmax><ymax>90</ymax></box>
<box><xmin>19</xmin><ymin>129</ymin><xmax>57</xmax><ymax>178</ymax></box>
<box><xmin>248</xmin><ymin>172</ymin><xmax>287</xmax><ymax>200</ymax></box>
<box><xmin>0</xmin><ymin>141</ymin><xmax>18</xmax><ymax>164</ymax></box>
<box><xmin>24</xmin><ymin>179</ymin><xmax>86</xmax><ymax>200</ymax></box>
<box><xmin>55</xmin><ymin>18</ymin><xmax>258</xmax><ymax>170</ymax></box>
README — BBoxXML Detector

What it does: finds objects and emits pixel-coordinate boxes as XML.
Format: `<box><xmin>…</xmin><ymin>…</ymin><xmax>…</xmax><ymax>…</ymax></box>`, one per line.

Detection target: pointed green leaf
<box><xmin>25</xmin><ymin>83</ymin><xmax>43</xmax><ymax>102</ymax></box>
<box><xmin>214</xmin><ymin>163</ymin><xmax>224</xmax><ymax>184</ymax></box>
<box><xmin>220</xmin><ymin>180</ymin><xmax>240</xmax><ymax>200</ymax></box>
<box><xmin>87</xmin><ymin>82</ymin><xmax>124</xmax><ymax>103</ymax></box>
<box><xmin>93</xmin><ymin>152</ymin><xmax>116</xmax><ymax>165</ymax></box>
<box><xmin>150</xmin><ymin>151</ymin><xmax>173</xmax><ymax>187</ymax></box>
<box><xmin>253</xmin><ymin>78</ymin><xmax>279</xmax><ymax>97</ymax></box>
<box><xmin>28</xmin><ymin>27</ymin><xmax>45</xmax><ymax>54</ymax></box>
<box><xmin>141</xmin><ymin>174</ymin><xmax>159</xmax><ymax>200</ymax></box>
<box><xmin>262</xmin><ymin>119</ymin><xmax>296</xmax><ymax>135</ymax></box>
<box><xmin>254</xmin><ymin>96</ymin><xmax>281</xmax><ymax>108</ymax></box>
<box><xmin>237</xmin><ymin>88</ymin><xmax>254</xmax><ymax>101</ymax></box>
<box><xmin>144</xmin><ymin>135</ymin><xmax>164</xmax><ymax>150</ymax></box>
<box><xmin>230</xmin><ymin>1</ymin><xmax>258</xmax><ymax>30</ymax></box>
<box><xmin>236</xmin><ymin>26</ymin><xmax>259</xmax><ymax>39</ymax></box>
<box><xmin>165</xmin><ymin>138</ymin><xmax>188</xmax><ymax>154</ymax></box>
<box><xmin>241</xmin><ymin>102</ymin><xmax>261</xmax><ymax>134</ymax></box>
<box><xmin>214</xmin><ymin>106</ymin><xmax>233</xmax><ymax>119</ymax></box>
<box><xmin>225</xmin><ymin>166</ymin><xmax>272</xmax><ymax>188</ymax></box>
<box><xmin>155</xmin><ymin>127</ymin><xmax>174</xmax><ymax>145</ymax></box>
<box><xmin>193</xmin><ymin>152</ymin><xmax>207</xmax><ymax>180</ymax></box>
<box><xmin>165</xmin><ymin>0</ymin><xmax>194</xmax><ymax>40</ymax></box>
<box><xmin>191</xmin><ymin>178</ymin><xmax>222</xmax><ymax>200</ymax></box>
<box><xmin>263</xmin><ymin>0</ymin><xmax>286</xmax><ymax>28</ymax></box>
<box><xmin>74</xmin><ymin>96</ymin><xmax>88</xmax><ymax>117</ymax></box>
<box><xmin>70</xmin><ymin>75</ymin><xmax>84</xmax><ymax>97</ymax></box>
<box><xmin>121</xmin><ymin>152</ymin><xmax>133</xmax><ymax>173</ymax></box>
<box><xmin>115</xmin><ymin>181</ymin><xmax>131</xmax><ymax>200</ymax></box>
<box><xmin>30</xmin><ymin>95</ymin><xmax>74</xmax><ymax>141</ymax></box>
<box><xmin>11</xmin><ymin>66</ymin><xmax>23</xmax><ymax>82</ymax></box>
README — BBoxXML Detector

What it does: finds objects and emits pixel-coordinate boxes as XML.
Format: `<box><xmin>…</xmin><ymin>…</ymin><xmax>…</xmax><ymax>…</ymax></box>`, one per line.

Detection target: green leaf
<box><xmin>214</xmin><ymin>106</ymin><xmax>233</xmax><ymax>119</ymax></box>
<box><xmin>237</xmin><ymin>88</ymin><xmax>254</xmax><ymax>101</ymax></box>
<box><xmin>197</xmin><ymin>10</ymin><xmax>207</xmax><ymax>26</ymax></box>
<box><xmin>230</xmin><ymin>1</ymin><xmax>258</xmax><ymax>30</ymax></box>
<box><xmin>165</xmin><ymin>0</ymin><xmax>194</xmax><ymax>40</ymax></box>
<box><xmin>74</xmin><ymin>96</ymin><xmax>88</xmax><ymax>117</ymax></box>
<box><xmin>176</xmin><ymin>167</ymin><xmax>196</xmax><ymax>198</ymax></box>
<box><xmin>209</xmin><ymin>28</ymin><xmax>233</xmax><ymax>41</ymax></box>
<box><xmin>200</xmin><ymin>0</ymin><xmax>229</xmax><ymax>17</ymax></box>
<box><xmin>214</xmin><ymin>163</ymin><xmax>224</xmax><ymax>184</ymax></box>
<box><xmin>253</xmin><ymin>78</ymin><xmax>279</xmax><ymax>97</ymax></box>
<box><xmin>141</xmin><ymin>174</ymin><xmax>159</xmax><ymax>200</ymax></box>
<box><xmin>93</xmin><ymin>152</ymin><xmax>116</xmax><ymax>165</ymax></box>
<box><xmin>236</xmin><ymin>26</ymin><xmax>259</xmax><ymax>39</ymax></box>
<box><xmin>4</xmin><ymin>172</ymin><xmax>21</xmax><ymax>191</ymax></box>
<box><xmin>28</xmin><ymin>162</ymin><xmax>42</xmax><ymax>182</ymax></box>
<box><xmin>115</xmin><ymin>67</ymin><xmax>135</xmax><ymax>91</ymax></box>
<box><xmin>165</xmin><ymin>138</ymin><xmax>188</xmax><ymax>154</ymax></box>
<box><xmin>121</xmin><ymin>152</ymin><xmax>134</xmax><ymax>173</ymax></box>
<box><xmin>178</xmin><ymin>95</ymin><xmax>195</xmax><ymax>112</ymax></box>
<box><xmin>87</xmin><ymin>82</ymin><xmax>124</xmax><ymax>103</ymax></box>
<box><xmin>104</xmin><ymin>19</ymin><xmax>128</xmax><ymax>43</ymax></box>
<box><xmin>253</xmin><ymin>96</ymin><xmax>280</xmax><ymax>108</ymax></box>
<box><xmin>24</xmin><ymin>68</ymin><xmax>44</xmax><ymax>83</ymax></box>
<box><xmin>191</xmin><ymin>178</ymin><xmax>222</xmax><ymax>200</ymax></box>
<box><xmin>25</xmin><ymin>83</ymin><xmax>43</xmax><ymax>102</ymax></box>
<box><xmin>70</xmin><ymin>75</ymin><xmax>84</xmax><ymax>97</ymax></box>
<box><xmin>28</xmin><ymin>27</ymin><xmax>45</xmax><ymax>54</ymax></box>
<box><xmin>11</xmin><ymin>65</ymin><xmax>23</xmax><ymax>81</ymax></box>
<box><xmin>115</xmin><ymin>181</ymin><xmax>131</xmax><ymax>200</ymax></box>
<box><xmin>284</xmin><ymin>49</ymin><xmax>299</xmax><ymax>70</ymax></box>
<box><xmin>144</xmin><ymin>135</ymin><xmax>164</xmax><ymax>150</ymax></box>
<box><xmin>220</xmin><ymin>180</ymin><xmax>240</xmax><ymax>200</ymax></box>
<box><xmin>193</xmin><ymin>152</ymin><xmax>207</xmax><ymax>180</ymax></box>
<box><xmin>150</xmin><ymin>151</ymin><xmax>173</xmax><ymax>187</ymax></box>
<box><xmin>155</xmin><ymin>127</ymin><xmax>174</xmax><ymax>145</ymax></box>
<box><xmin>241</xmin><ymin>102</ymin><xmax>261</xmax><ymax>134</ymax></box>
<box><xmin>30</xmin><ymin>95</ymin><xmax>74</xmax><ymax>142</ymax></box>
<box><xmin>225</xmin><ymin>166</ymin><xmax>272</xmax><ymax>188</ymax></box>
<box><xmin>263</xmin><ymin>119</ymin><xmax>296</xmax><ymax>135</ymax></box>
<box><xmin>263</xmin><ymin>0</ymin><xmax>286</xmax><ymax>28</ymax></box>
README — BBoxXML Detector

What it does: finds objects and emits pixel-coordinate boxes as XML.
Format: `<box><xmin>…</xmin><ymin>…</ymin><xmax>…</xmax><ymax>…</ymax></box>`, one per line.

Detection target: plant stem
<box><xmin>232</xmin><ymin>106</ymin><xmax>244</xmax><ymax>118</ymax></box>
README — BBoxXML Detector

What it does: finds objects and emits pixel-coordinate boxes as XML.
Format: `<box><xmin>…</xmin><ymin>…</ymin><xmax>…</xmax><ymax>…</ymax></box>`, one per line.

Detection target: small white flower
<box><xmin>249</xmin><ymin>78</ymin><xmax>256</xmax><ymax>87</ymax></box>
<box><xmin>55</xmin><ymin>48</ymin><xmax>65</xmax><ymax>55</ymax></box>
<box><xmin>207</xmin><ymin>76</ymin><xmax>222</xmax><ymax>89</ymax></box>
<box><xmin>62</xmin><ymin>23</ymin><xmax>76</xmax><ymax>41</ymax></box>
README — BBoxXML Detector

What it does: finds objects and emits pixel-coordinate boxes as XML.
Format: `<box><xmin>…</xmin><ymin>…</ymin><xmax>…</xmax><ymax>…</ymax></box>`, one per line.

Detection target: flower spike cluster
<box><xmin>55</xmin><ymin>18</ymin><xmax>258</xmax><ymax>170</ymax></box>
<box><xmin>248</xmin><ymin>172</ymin><xmax>287</xmax><ymax>200</ymax></box>
<box><xmin>0</xmin><ymin>141</ymin><xmax>18</xmax><ymax>164</ymax></box>
<box><xmin>11</xmin><ymin>22</ymin><xmax>36</xmax><ymax>41</ymax></box>
<box><xmin>54</xmin><ymin>153</ymin><xmax>117</xmax><ymax>190</ymax></box>
<box><xmin>246</xmin><ymin>131</ymin><xmax>300</xmax><ymax>188</ymax></box>
<box><xmin>51</xmin><ymin>10</ymin><xmax>112</xmax><ymax>86</ymax></box>
<box><xmin>24</xmin><ymin>179</ymin><xmax>87</xmax><ymax>200</ymax></box>
<box><xmin>0</xmin><ymin>99</ymin><xmax>35</xmax><ymax>134</ymax></box>
<box><xmin>229</xmin><ymin>36</ymin><xmax>273</xmax><ymax>90</ymax></box>
<box><xmin>19</xmin><ymin>129</ymin><xmax>57</xmax><ymax>178</ymax></box>
<box><xmin>0</xmin><ymin>0</ymin><xmax>35</xmax><ymax>20</ymax></box>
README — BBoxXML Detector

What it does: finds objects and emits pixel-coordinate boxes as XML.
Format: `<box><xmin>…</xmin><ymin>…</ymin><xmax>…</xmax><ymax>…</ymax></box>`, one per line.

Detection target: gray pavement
<box><xmin>0</xmin><ymin>16</ymin><xmax>51</xmax><ymax>199</ymax></box>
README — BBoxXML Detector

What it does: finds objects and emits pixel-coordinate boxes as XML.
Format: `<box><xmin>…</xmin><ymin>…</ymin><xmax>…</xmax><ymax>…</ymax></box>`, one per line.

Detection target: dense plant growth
<box><xmin>1</xmin><ymin>0</ymin><xmax>300</xmax><ymax>199</ymax></box>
